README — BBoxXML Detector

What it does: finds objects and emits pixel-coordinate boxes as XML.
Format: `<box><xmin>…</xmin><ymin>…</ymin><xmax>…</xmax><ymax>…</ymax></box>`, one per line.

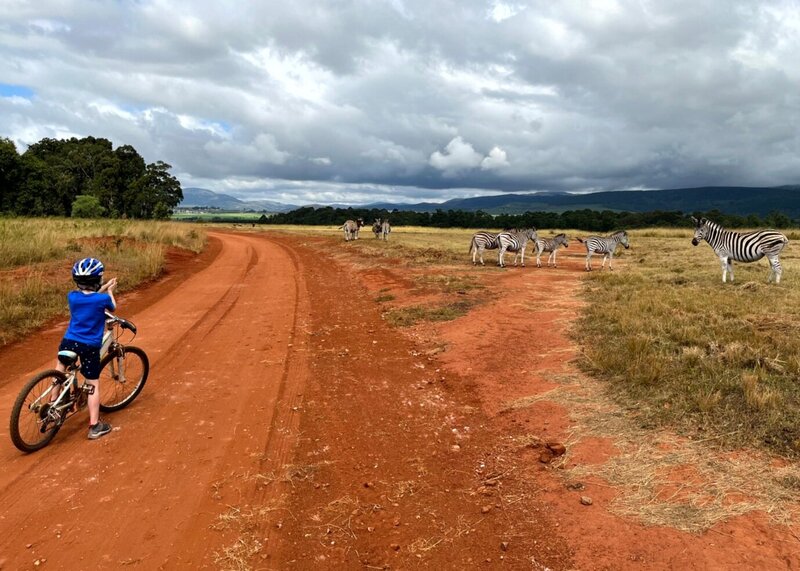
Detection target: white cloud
<box><xmin>429</xmin><ymin>137</ymin><xmax>483</xmax><ymax>174</ymax></box>
<box><xmin>481</xmin><ymin>146</ymin><xmax>509</xmax><ymax>170</ymax></box>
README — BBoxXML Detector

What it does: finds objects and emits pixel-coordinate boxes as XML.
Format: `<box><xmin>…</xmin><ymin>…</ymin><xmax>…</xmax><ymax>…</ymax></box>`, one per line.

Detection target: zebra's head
<box><xmin>525</xmin><ymin>228</ymin><xmax>538</xmax><ymax>240</ymax></box>
<box><xmin>554</xmin><ymin>233</ymin><xmax>569</xmax><ymax>248</ymax></box>
<box><xmin>690</xmin><ymin>217</ymin><xmax>708</xmax><ymax>246</ymax></box>
<box><xmin>618</xmin><ymin>231</ymin><xmax>630</xmax><ymax>249</ymax></box>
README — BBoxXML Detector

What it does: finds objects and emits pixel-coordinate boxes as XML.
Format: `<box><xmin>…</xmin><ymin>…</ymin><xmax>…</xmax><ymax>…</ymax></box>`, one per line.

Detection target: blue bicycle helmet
<box><xmin>72</xmin><ymin>257</ymin><xmax>104</xmax><ymax>290</ymax></box>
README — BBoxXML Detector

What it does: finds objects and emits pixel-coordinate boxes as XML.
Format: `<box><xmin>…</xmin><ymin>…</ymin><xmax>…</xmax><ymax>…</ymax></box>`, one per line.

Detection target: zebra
<box><xmin>576</xmin><ymin>230</ymin><xmax>629</xmax><ymax>271</ymax></box>
<box><xmin>468</xmin><ymin>231</ymin><xmax>499</xmax><ymax>265</ymax></box>
<box><xmin>372</xmin><ymin>219</ymin><xmax>382</xmax><ymax>239</ymax></box>
<box><xmin>341</xmin><ymin>218</ymin><xmax>364</xmax><ymax>241</ymax></box>
<box><xmin>380</xmin><ymin>218</ymin><xmax>391</xmax><ymax>241</ymax></box>
<box><xmin>691</xmin><ymin>216</ymin><xmax>789</xmax><ymax>283</ymax></box>
<box><xmin>535</xmin><ymin>233</ymin><xmax>569</xmax><ymax>268</ymax></box>
<box><xmin>497</xmin><ymin>228</ymin><xmax>538</xmax><ymax>268</ymax></box>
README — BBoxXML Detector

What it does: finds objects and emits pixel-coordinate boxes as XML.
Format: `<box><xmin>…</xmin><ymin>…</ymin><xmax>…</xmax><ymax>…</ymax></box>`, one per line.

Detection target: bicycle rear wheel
<box><xmin>98</xmin><ymin>346</ymin><xmax>149</xmax><ymax>412</ymax></box>
<box><xmin>10</xmin><ymin>370</ymin><xmax>68</xmax><ymax>453</ymax></box>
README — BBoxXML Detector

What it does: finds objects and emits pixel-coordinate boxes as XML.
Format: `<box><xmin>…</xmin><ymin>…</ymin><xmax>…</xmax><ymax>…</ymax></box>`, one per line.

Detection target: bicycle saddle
<box><xmin>57</xmin><ymin>350</ymin><xmax>79</xmax><ymax>368</ymax></box>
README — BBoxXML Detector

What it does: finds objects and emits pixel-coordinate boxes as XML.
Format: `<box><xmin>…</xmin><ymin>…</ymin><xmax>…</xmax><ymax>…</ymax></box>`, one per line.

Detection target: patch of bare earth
<box><xmin>272</xmin><ymin>234</ymin><xmax>800</xmax><ymax>570</ymax></box>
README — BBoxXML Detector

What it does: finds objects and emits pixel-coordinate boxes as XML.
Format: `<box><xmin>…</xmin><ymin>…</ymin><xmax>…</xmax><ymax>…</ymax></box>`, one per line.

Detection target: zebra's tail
<box><xmin>575</xmin><ymin>237</ymin><xmax>584</xmax><ymax>243</ymax></box>
<box><xmin>468</xmin><ymin>239</ymin><xmax>475</xmax><ymax>255</ymax></box>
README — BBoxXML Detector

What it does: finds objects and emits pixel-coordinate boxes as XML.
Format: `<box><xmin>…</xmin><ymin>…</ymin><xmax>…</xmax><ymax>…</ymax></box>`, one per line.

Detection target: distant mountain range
<box><xmin>179</xmin><ymin>187</ymin><xmax>298</xmax><ymax>212</ymax></box>
<box><xmin>179</xmin><ymin>185</ymin><xmax>800</xmax><ymax>218</ymax></box>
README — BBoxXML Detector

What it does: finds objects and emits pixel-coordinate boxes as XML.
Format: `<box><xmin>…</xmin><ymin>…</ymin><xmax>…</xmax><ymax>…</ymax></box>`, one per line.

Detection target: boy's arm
<box><xmin>102</xmin><ymin>277</ymin><xmax>117</xmax><ymax>310</ymax></box>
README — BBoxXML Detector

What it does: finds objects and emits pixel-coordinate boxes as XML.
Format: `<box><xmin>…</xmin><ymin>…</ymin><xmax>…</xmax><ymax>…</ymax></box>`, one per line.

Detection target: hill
<box><xmin>181</xmin><ymin>185</ymin><xmax>800</xmax><ymax>218</ymax></box>
<box><xmin>180</xmin><ymin>187</ymin><xmax>297</xmax><ymax>212</ymax></box>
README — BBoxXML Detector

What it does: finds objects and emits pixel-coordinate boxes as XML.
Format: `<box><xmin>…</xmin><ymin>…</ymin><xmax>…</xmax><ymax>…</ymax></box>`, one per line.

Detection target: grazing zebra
<box><xmin>535</xmin><ymin>233</ymin><xmax>569</xmax><ymax>268</ymax></box>
<box><xmin>691</xmin><ymin>216</ymin><xmax>789</xmax><ymax>283</ymax></box>
<box><xmin>342</xmin><ymin>218</ymin><xmax>364</xmax><ymax>241</ymax></box>
<box><xmin>497</xmin><ymin>228</ymin><xmax>538</xmax><ymax>268</ymax></box>
<box><xmin>468</xmin><ymin>231</ymin><xmax>499</xmax><ymax>265</ymax></box>
<box><xmin>576</xmin><ymin>230</ymin><xmax>630</xmax><ymax>271</ymax></box>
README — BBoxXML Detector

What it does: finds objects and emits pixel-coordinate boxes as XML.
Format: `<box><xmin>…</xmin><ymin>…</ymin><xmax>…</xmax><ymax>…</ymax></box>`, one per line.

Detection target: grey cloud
<box><xmin>1</xmin><ymin>0</ymin><xmax>799</xmax><ymax>205</ymax></box>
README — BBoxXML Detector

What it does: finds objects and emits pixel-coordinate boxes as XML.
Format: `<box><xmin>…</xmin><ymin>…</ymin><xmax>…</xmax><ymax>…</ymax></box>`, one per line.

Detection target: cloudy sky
<box><xmin>1</xmin><ymin>1</ymin><xmax>799</xmax><ymax>205</ymax></box>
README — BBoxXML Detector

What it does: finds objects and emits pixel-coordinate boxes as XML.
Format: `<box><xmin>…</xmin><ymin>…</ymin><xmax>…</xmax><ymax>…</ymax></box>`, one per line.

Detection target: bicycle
<box><xmin>9</xmin><ymin>312</ymin><xmax>150</xmax><ymax>453</ymax></box>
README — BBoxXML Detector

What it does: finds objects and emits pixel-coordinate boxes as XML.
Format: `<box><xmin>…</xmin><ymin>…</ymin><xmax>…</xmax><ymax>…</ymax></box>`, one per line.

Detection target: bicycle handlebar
<box><xmin>104</xmin><ymin>312</ymin><xmax>138</xmax><ymax>336</ymax></box>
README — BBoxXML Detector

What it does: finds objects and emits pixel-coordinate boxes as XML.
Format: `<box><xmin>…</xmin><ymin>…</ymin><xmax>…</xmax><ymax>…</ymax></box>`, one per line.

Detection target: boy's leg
<box><xmin>79</xmin><ymin>344</ymin><xmax>112</xmax><ymax>439</ymax></box>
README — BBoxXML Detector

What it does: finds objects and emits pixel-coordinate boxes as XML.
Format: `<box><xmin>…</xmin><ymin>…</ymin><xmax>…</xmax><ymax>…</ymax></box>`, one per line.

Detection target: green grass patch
<box><xmin>384</xmin><ymin>300</ymin><xmax>475</xmax><ymax>327</ymax></box>
<box><xmin>576</xmin><ymin>229</ymin><xmax>800</xmax><ymax>457</ymax></box>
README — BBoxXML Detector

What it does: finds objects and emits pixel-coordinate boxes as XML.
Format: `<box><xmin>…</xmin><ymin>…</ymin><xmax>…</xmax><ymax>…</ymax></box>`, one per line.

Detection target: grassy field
<box><xmin>0</xmin><ymin>218</ymin><xmax>206</xmax><ymax>345</ymax></box>
<box><xmin>577</xmin><ymin>228</ymin><xmax>800</xmax><ymax>457</ymax></box>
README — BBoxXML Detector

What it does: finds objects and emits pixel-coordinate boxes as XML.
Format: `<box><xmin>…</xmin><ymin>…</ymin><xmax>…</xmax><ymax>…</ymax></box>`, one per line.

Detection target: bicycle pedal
<box><xmin>82</xmin><ymin>385</ymin><xmax>95</xmax><ymax>395</ymax></box>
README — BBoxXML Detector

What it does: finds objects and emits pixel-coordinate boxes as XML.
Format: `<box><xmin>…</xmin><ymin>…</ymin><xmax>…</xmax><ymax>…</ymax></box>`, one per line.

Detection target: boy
<box><xmin>57</xmin><ymin>257</ymin><xmax>117</xmax><ymax>440</ymax></box>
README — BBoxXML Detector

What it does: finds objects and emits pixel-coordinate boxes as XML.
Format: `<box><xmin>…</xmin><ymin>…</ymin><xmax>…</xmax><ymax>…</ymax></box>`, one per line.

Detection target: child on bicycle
<box><xmin>56</xmin><ymin>257</ymin><xmax>117</xmax><ymax>440</ymax></box>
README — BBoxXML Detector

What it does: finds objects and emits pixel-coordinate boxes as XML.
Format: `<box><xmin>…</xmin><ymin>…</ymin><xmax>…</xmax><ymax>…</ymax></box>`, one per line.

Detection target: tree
<box><xmin>71</xmin><ymin>195</ymin><xmax>106</xmax><ymax>218</ymax></box>
<box><xmin>127</xmin><ymin>161</ymin><xmax>183</xmax><ymax>219</ymax></box>
<box><xmin>0</xmin><ymin>138</ymin><xmax>22</xmax><ymax>212</ymax></box>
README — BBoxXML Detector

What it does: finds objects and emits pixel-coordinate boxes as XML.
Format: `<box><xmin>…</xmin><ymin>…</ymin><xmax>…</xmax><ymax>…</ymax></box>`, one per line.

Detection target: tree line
<box><xmin>0</xmin><ymin>136</ymin><xmax>182</xmax><ymax>219</ymax></box>
<box><xmin>263</xmin><ymin>206</ymin><xmax>793</xmax><ymax>231</ymax></box>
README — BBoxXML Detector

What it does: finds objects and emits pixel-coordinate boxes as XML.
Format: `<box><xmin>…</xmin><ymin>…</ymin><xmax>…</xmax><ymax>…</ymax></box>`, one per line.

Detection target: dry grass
<box><xmin>576</xmin><ymin>228</ymin><xmax>800</xmax><ymax>457</ymax></box>
<box><xmin>0</xmin><ymin>217</ymin><xmax>207</xmax><ymax>345</ymax></box>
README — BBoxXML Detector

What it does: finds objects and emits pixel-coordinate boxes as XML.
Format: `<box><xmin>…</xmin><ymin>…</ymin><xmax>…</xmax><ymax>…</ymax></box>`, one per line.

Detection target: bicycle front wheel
<box><xmin>10</xmin><ymin>370</ymin><xmax>68</xmax><ymax>453</ymax></box>
<box><xmin>98</xmin><ymin>346</ymin><xmax>149</xmax><ymax>412</ymax></box>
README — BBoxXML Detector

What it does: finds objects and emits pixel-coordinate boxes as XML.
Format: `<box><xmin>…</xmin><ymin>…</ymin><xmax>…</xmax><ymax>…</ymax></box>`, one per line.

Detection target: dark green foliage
<box><xmin>1</xmin><ymin>136</ymin><xmax>181</xmax><ymax>220</ymax></box>
<box><xmin>265</xmin><ymin>205</ymin><xmax>782</xmax><ymax>231</ymax></box>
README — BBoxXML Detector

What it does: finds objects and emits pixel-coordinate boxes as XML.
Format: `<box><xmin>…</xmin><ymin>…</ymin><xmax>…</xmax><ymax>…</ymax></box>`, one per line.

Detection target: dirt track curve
<box><xmin>1</xmin><ymin>230</ymin><xmax>798</xmax><ymax>570</ymax></box>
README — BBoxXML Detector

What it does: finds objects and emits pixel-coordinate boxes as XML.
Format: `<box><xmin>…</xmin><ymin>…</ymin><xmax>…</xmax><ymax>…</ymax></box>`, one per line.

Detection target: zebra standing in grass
<box><xmin>342</xmin><ymin>218</ymin><xmax>364</xmax><ymax>241</ymax></box>
<box><xmin>468</xmin><ymin>231</ymin><xmax>499</xmax><ymax>265</ymax></box>
<box><xmin>535</xmin><ymin>233</ymin><xmax>569</xmax><ymax>268</ymax></box>
<box><xmin>576</xmin><ymin>230</ymin><xmax>630</xmax><ymax>271</ymax></box>
<box><xmin>497</xmin><ymin>228</ymin><xmax>538</xmax><ymax>268</ymax></box>
<box><xmin>691</xmin><ymin>217</ymin><xmax>789</xmax><ymax>283</ymax></box>
<box><xmin>380</xmin><ymin>218</ymin><xmax>391</xmax><ymax>241</ymax></box>
<box><xmin>372</xmin><ymin>219</ymin><xmax>382</xmax><ymax>239</ymax></box>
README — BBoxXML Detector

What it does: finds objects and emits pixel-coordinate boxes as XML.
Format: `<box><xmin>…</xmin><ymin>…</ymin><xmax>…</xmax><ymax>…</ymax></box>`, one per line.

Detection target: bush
<box><xmin>71</xmin><ymin>195</ymin><xmax>106</xmax><ymax>218</ymax></box>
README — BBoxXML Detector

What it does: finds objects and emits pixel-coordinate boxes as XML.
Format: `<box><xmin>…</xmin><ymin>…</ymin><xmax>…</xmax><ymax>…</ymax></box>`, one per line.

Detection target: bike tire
<box><xmin>10</xmin><ymin>370</ymin><xmax>67</xmax><ymax>453</ymax></box>
<box><xmin>98</xmin><ymin>346</ymin><xmax>149</xmax><ymax>412</ymax></box>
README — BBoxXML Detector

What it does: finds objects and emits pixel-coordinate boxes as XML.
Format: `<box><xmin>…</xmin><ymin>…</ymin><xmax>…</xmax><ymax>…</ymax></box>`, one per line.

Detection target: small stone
<box><xmin>481</xmin><ymin>505</ymin><xmax>492</xmax><ymax>514</ymax></box>
<box><xmin>580</xmin><ymin>496</ymin><xmax>593</xmax><ymax>506</ymax></box>
<box><xmin>390</xmin><ymin>543</ymin><xmax>401</xmax><ymax>551</ymax></box>
<box><xmin>26</xmin><ymin>544</ymin><xmax>33</xmax><ymax>549</ymax></box>
<box><xmin>451</xmin><ymin>444</ymin><xmax>461</xmax><ymax>453</ymax></box>
<box><xmin>546</xmin><ymin>442</ymin><xmax>567</xmax><ymax>456</ymax></box>
<box><xmin>393</xmin><ymin>518</ymin><xmax>401</xmax><ymax>527</ymax></box>
<box><xmin>539</xmin><ymin>450</ymin><xmax>554</xmax><ymax>464</ymax></box>
<box><xmin>367</xmin><ymin>527</ymin><xmax>375</xmax><ymax>532</ymax></box>
<box><xmin>364</xmin><ymin>482</ymin><xmax>372</xmax><ymax>488</ymax></box>
<box><xmin>500</xmin><ymin>541</ymin><xmax>510</xmax><ymax>551</ymax></box>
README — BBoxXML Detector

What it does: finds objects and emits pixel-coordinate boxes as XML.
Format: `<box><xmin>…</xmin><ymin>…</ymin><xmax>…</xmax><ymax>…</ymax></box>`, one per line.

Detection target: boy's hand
<box><xmin>102</xmin><ymin>277</ymin><xmax>118</xmax><ymax>292</ymax></box>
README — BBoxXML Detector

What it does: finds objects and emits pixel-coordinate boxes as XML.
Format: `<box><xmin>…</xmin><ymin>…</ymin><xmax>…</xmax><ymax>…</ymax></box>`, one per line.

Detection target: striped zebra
<box><xmin>497</xmin><ymin>228</ymin><xmax>538</xmax><ymax>268</ymax></box>
<box><xmin>341</xmin><ymin>218</ymin><xmax>364</xmax><ymax>241</ymax></box>
<box><xmin>691</xmin><ymin>216</ymin><xmax>789</xmax><ymax>283</ymax></box>
<box><xmin>468</xmin><ymin>231</ymin><xmax>499</xmax><ymax>265</ymax></box>
<box><xmin>535</xmin><ymin>233</ymin><xmax>569</xmax><ymax>268</ymax></box>
<box><xmin>576</xmin><ymin>230</ymin><xmax>629</xmax><ymax>271</ymax></box>
<box><xmin>380</xmin><ymin>218</ymin><xmax>391</xmax><ymax>241</ymax></box>
<box><xmin>372</xmin><ymin>219</ymin><xmax>382</xmax><ymax>239</ymax></box>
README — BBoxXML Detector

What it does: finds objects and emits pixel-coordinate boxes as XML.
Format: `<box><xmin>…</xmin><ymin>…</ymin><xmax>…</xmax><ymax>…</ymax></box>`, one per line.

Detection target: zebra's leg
<box><xmin>498</xmin><ymin>247</ymin><xmax>506</xmax><ymax>267</ymax></box>
<box><xmin>549</xmin><ymin>250</ymin><xmax>556</xmax><ymax>267</ymax></box>
<box><xmin>520</xmin><ymin>247</ymin><xmax>526</xmax><ymax>267</ymax></box>
<box><xmin>607</xmin><ymin>253</ymin><xmax>614</xmax><ymax>270</ymax></box>
<box><xmin>585</xmin><ymin>252</ymin><xmax>591</xmax><ymax>271</ymax></box>
<box><xmin>536</xmin><ymin>250</ymin><xmax>542</xmax><ymax>267</ymax></box>
<box><xmin>767</xmin><ymin>254</ymin><xmax>782</xmax><ymax>283</ymax></box>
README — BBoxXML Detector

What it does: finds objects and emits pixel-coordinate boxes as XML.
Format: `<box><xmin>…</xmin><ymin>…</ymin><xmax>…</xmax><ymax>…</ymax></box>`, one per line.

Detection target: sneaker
<box><xmin>87</xmin><ymin>421</ymin><xmax>112</xmax><ymax>440</ymax></box>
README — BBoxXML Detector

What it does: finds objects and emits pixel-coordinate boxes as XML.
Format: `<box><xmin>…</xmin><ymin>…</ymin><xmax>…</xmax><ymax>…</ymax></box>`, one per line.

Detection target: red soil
<box><xmin>0</xmin><ymin>231</ymin><xmax>797</xmax><ymax>570</ymax></box>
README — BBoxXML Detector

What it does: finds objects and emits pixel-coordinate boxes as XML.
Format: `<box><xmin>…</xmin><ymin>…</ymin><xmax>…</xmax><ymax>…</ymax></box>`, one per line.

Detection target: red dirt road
<box><xmin>1</xmin><ymin>231</ymin><xmax>798</xmax><ymax>570</ymax></box>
